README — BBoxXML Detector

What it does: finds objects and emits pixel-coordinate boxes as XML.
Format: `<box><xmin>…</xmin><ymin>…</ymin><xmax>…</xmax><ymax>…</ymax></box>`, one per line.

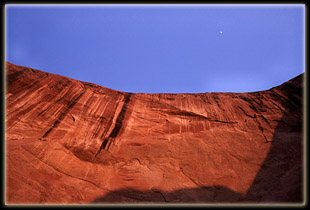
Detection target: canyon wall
<box><xmin>5</xmin><ymin>62</ymin><xmax>303</xmax><ymax>204</ymax></box>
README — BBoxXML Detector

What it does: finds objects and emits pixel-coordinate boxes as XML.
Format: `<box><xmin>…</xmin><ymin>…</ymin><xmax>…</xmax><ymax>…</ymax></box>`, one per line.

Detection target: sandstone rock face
<box><xmin>5</xmin><ymin>62</ymin><xmax>303</xmax><ymax>204</ymax></box>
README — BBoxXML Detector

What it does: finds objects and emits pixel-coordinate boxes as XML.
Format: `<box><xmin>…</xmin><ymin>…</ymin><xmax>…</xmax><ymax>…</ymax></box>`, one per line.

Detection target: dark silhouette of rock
<box><xmin>92</xmin><ymin>186</ymin><xmax>243</xmax><ymax>203</ymax></box>
<box><xmin>5</xmin><ymin>62</ymin><xmax>303</xmax><ymax>204</ymax></box>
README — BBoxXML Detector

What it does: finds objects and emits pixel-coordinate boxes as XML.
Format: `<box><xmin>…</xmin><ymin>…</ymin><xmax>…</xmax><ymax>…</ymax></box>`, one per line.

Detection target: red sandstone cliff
<box><xmin>5</xmin><ymin>62</ymin><xmax>303</xmax><ymax>204</ymax></box>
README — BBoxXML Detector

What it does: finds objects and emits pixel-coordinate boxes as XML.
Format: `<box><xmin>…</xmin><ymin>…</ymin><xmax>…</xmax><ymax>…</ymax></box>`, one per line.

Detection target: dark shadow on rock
<box><xmin>91</xmin><ymin>74</ymin><xmax>304</xmax><ymax>204</ymax></box>
<box><xmin>243</xmin><ymin>74</ymin><xmax>304</xmax><ymax>203</ymax></box>
<box><xmin>92</xmin><ymin>186</ymin><xmax>243</xmax><ymax>203</ymax></box>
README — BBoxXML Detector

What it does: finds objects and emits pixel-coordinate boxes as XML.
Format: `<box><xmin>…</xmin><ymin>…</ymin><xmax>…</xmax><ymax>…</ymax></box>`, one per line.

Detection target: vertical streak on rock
<box><xmin>255</xmin><ymin>118</ymin><xmax>269</xmax><ymax>143</ymax></box>
<box><xmin>93</xmin><ymin>93</ymin><xmax>132</xmax><ymax>158</ymax></box>
<box><xmin>105</xmin><ymin>139</ymin><xmax>113</xmax><ymax>151</ymax></box>
<box><xmin>42</xmin><ymin>90</ymin><xmax>85</xmax><ymax>138</ymax></box>
<box><xmin>91</xmin><ymin>117</ymin><xmax>106</xmax><ymax>139</ymax></box>
<box><xmin>37</xmin><ymin>80</ymin><xmax>72</xmax><ymax>117</ymax></box>
<box><xmin>109</xmin><ymin>93</ymin><xmax>132</xmax><ymax>138</ymax></box>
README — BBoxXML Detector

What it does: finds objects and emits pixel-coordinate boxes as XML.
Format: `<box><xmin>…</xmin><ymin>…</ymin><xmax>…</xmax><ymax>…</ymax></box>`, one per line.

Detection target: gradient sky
<box><xmin>5</xmin><ymin>4</ymin><xmax>305</xmax><ymax>93</ymax></box>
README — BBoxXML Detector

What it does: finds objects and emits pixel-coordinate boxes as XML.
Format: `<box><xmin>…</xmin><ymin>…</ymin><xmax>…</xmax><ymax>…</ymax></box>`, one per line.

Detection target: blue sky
<box><xmin>5</xmin><ymin>4</ymin><xmax>305</xmax><ymax>93</ymax></box>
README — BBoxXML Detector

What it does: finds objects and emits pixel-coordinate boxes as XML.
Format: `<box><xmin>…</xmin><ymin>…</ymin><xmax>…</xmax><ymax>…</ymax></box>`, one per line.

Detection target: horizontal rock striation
<box><xmin>5</xmin><ymin>62</ymin><xmax>303</xmax><ymax>204</ymax></box>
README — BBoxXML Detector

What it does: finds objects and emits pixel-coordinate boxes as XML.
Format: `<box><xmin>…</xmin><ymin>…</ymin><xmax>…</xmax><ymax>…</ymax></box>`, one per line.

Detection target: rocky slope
<box><xmin>5</xmin><ymin>62</ymin><xmax>304</xmax><ymax>204</ymax></box>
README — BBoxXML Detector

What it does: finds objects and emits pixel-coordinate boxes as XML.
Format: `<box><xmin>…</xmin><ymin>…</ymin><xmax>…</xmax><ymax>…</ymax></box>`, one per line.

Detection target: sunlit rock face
<box><xmin>5</xmin><ymin>62</ymin><xmax>303</xmax><ymax>204</ymax></box>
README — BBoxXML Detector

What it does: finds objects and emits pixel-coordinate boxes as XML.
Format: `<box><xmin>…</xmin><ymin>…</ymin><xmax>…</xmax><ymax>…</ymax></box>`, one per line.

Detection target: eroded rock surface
<box><xmin>5</xmin><ymin>62</ymin><xmax>303</xmax><ymax>204</ymax></box>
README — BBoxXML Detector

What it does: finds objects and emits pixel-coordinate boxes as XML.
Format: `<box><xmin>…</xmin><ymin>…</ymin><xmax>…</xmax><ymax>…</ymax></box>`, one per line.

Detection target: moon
<box><xmin>220</xmin><ymin>31</ymin><xmax>223</xmax><ymax>34</ymax></box>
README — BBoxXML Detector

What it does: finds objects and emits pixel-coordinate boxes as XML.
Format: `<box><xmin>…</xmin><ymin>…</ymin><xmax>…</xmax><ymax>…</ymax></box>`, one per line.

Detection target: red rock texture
<box><xmin>5</xmin><ymin>62</ymin><xmax>304</xmax><ymax>204</ymax></box>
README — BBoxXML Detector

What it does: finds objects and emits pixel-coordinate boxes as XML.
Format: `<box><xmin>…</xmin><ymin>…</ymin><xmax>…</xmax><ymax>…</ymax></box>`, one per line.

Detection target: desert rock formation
<box><xmin>5</xmin><ymin>62</ymin><xmax>304</xmax><ymax>204</ymax></box>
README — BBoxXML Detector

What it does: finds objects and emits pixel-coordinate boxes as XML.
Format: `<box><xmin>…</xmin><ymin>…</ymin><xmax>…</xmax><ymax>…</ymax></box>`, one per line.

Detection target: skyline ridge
<box><xmin>5</xmin><ymin>61</ymin><xmax>304</xmax><ymax>94</ymax></box>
